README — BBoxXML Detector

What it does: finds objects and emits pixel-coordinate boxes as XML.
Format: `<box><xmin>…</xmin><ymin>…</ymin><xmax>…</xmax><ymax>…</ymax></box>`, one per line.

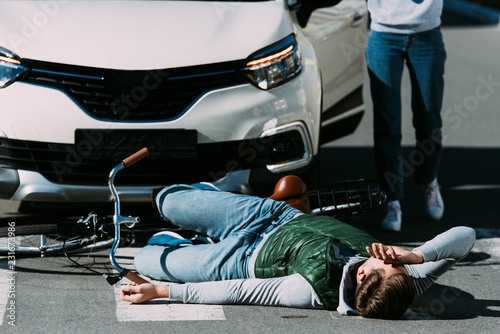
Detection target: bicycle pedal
<box><xmin>103</xmin><ymin>273</ymin><xmax>122</xmax><ymax>285</ymax></box>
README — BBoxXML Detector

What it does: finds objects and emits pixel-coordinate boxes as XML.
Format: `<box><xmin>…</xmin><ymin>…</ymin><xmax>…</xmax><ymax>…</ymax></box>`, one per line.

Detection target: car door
<box><xmin>301</xmin><ymin>0</ymin><xmax>368</xmax><ymax>141</ymax></box>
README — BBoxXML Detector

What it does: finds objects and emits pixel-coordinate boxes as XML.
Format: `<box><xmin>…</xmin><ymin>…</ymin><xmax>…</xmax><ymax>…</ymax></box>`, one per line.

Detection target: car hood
<box><xmin>0</xmin><ymin>0</ymin><xmax>293</xmax><ymax>69</ymax></box>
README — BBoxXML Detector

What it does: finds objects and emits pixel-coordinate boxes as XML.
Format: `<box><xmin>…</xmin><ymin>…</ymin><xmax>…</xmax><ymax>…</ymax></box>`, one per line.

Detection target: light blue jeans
<box><xmin>366</xmin><ymin>28</ymin><xmax>446</xmax><ymax>200</ymax></box>
<box><xmin>134</xmin><ymin>184</ymin><xmax>300</xmax><ymax>282</ymax></box>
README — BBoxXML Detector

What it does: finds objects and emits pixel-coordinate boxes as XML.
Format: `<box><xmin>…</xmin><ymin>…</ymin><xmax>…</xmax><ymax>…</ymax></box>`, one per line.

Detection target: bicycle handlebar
<box><xmin>124</xmin><ymin>270</ymin><xmax>150</xmax><ymax>285</ymax></box>
<box><xmin>106</xmin><ymin>147</ymin><xmax>151</xmax><ymax>286</ymax></box>
<box><xmin>122</xmin><ymin>147</ymin><xmax>149</xmax><ymax>168</ymax></box>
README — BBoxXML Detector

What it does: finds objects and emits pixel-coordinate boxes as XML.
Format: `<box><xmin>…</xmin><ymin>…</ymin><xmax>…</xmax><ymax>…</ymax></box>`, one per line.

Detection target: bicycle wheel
<box><xmin>0</xmin><ymin>223</ymin><xmax>115</xmax><ymax>257</ymax></box>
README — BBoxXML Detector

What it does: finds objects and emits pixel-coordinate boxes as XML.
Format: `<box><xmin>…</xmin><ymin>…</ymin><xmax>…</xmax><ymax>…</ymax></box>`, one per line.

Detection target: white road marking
<box><xmin>113</xmin><ymin>247</ymin><xmax>226</xmax><ymax>322</ymax></box>
<box><xmin>115</xmin><ymin>290</ymin><xmax>226</xmax><ymax>321</ymax></box>
<box><xmin>0</xmin><ymin>260</ymin><xmax>16</xmax><ymax>326</ymax></box>
<box><xmin>0</xmin><ymin>262</ymin><xmax>9</xmax><ymax>326</ymax></box>
<box><xmin>449</xmin><ymin>184</ymin><xmax>500</xmax><ymax>191</ymax></box>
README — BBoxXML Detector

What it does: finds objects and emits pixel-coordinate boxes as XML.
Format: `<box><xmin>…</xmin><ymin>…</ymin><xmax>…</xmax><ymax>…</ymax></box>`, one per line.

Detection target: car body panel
<box><xmin>302</xmin><ymin>2</ymin><xmax>367</xmax><ymax>119</ymax></box>
<box><xmin>2</xmin><ymin>0</ymin><xmax>292</xmax><ymax>69</ymax></box>
<box><xmin>0</xmin><ymin>0</ymin><xmax>367</xmax><ymax>205</ymax></box>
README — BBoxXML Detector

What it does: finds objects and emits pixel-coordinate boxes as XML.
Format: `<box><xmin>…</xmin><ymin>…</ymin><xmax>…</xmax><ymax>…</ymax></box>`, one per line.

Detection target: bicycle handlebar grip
<box><xmin>124</xmin><ymin>271</ymin><xmax>150</xmax><ymax>285</ymax></box>
<box><xmin>122</xmin><ymin>147</ymin><xmax>149</xmax><ymax>168</ymax></box>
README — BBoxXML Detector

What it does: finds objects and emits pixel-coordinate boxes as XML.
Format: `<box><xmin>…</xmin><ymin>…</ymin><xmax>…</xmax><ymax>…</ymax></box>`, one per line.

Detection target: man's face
<box><xmin>356</xmin><ymin>257</ymin><xmax>408</xmax><ymax>286</ymax></box>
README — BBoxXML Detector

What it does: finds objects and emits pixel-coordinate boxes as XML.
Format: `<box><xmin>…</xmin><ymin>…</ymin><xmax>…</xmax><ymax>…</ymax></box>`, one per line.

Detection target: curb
<box><xmin>444</xmin><ymin>0</ymin><xmax>500</xmax><ymax>25</ymax></box>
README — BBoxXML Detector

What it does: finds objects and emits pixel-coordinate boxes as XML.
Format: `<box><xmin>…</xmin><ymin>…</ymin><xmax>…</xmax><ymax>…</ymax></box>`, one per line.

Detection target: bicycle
<box><xmin>0</xmin><ymin>147</ymin><xmax>386</xmax><ymax>285</ymax></box>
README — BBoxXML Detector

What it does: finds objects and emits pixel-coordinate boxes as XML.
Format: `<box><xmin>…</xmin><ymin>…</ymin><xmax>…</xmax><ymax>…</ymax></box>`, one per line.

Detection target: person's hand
<box><xmin>120</xmin><ymin>282</ymin><xmax>168</xmax><ymax>304</ymax></box>
<box><xmin>366</xmin><ymin>243</ymin><xmax>424</xmax><ymax>265</ymax></box>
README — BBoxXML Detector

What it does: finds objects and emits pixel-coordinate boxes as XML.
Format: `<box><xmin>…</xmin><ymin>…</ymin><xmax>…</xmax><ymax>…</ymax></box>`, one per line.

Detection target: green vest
<box><xmin>253</xmin><ymin>214</ymin><xmax>379</xmax><ymax>310</ymax></box>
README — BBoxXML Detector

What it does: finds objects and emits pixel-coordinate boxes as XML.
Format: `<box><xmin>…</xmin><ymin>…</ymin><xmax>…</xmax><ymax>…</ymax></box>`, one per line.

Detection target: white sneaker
<box><xmin>424</xmin><ymin>181</ymin><xmax>444</xmax><ymax>220</ymax></box>
<box><xmin>147</xmin><ymin>231</ymin><xmax>192</xmax><ymax>246</ymax></box>
<box><xmin>381</xmin><ymin>201</ymin><xmax>402</xmax><ymax>232</ymax></box>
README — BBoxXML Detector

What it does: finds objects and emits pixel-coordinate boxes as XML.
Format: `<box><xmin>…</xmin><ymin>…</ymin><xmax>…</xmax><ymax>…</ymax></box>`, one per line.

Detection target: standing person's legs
<box><xmin>134</xmin><ymin>184</ymin><xmax>299</xmax><ymax>282</ymax></box>
<box><xmin>406</xmin><ymin>28</ymin><xmax>446</xmax><ymax>220</ymax></box>
<box><xmin>406</xmin><ymin>28</ymin><xmax>446</xmax><ymax>185</ymax></box>
<box><xmin>366</xmin><ymin>31</ymin><xmax>406</xmax><ymax>201</ymax></box>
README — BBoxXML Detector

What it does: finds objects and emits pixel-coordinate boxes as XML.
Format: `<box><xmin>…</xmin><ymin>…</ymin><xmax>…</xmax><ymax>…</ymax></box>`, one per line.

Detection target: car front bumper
<box><xmin>1</xmin><ymin>120</ymin><xmax>316</xmax><ymax>203</ymax></box>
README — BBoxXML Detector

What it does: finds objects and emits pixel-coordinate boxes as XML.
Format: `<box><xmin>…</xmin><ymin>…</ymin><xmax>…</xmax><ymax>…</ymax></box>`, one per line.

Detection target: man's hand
<box><xmin>367</xmin><ymin>243</ymin><xmax>424</xmax><ymax>265</ymax></box>
<box><xmin>120</xmin><ymin>283</ymin><xmax>169</xmax><ymax>304</ymax></box>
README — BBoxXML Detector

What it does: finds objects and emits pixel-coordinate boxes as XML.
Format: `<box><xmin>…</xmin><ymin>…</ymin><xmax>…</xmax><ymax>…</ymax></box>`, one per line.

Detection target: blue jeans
<box><xmin>366</xmin><ymin>28</ymin><xmax>446</xmax><ymax>200</ymax></box>
<box><xmin>134</xmin><ymin>185</ymin><xmax>300</xmax><ymax>282</ymax></box>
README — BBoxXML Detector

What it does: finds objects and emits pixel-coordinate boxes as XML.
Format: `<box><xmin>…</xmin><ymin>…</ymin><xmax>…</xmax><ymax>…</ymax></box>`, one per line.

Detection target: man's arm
<box><xmin>406</xmin><ymin>226</ymin><xmax>476</xmax><ymax>295</ymax></box>
<box><xmin>121</xmin><ymin>283</ymin><xmax>170</xmax><ymax>304</ymax></box>
<box><xmin>364</xmin><ymin>227</ymin><xmax>476</xmax><ymax>295</ymax></box>
<box><xmin>414</xmin><ymin>226</ymin><xmax>476</xmax><ymax>263</ymax></box>
<box><xmin>121</xmin><ymin>274</ymin><xmax>323</xmax><ymax>309</ymax></box>
<box><xmin>366</xmin><ymin>243</ymin><xmax>424</xmax><ymax>265</ymax></box>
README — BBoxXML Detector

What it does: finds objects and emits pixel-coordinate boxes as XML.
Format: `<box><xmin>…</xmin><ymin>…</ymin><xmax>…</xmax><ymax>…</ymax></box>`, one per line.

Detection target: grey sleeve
<box><xmin>169</xmin><ymin>273</ymin><xmax>323</xmax><ymax>309</ymax></box>
<box><xmin>405</xmin><ymin>226</ymin><xmax>476</xmax><ymax>296</ymax></box>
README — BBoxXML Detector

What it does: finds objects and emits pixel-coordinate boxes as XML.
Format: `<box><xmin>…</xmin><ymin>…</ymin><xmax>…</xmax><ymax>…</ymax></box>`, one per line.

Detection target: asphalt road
<box><xmin>1</xmin><ymin>23</ymin><xmax>500</xmax><ymax>334</ymax></box>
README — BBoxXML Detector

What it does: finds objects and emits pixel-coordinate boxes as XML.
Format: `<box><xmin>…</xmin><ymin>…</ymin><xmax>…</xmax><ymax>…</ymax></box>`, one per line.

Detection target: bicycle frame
<box><xmin>104</xmin><ymin>147</ymin><xmax>150</xmax><ymax>285</ymax></box>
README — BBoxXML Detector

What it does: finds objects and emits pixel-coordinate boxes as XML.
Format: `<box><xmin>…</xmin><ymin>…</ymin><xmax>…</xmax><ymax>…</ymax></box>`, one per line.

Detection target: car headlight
<box><xmin>0</xmin><ymin>47</ymin><xmax>26</xmax><ymax>88</ymax></box>
<box><xmin>242</xmin><ymin>34</ymin><xmax>302</xmax><ymax>90</ymax></box>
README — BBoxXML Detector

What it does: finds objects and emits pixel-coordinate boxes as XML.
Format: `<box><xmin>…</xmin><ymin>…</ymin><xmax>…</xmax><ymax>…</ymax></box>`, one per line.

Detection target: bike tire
<box><xmin>0</xmin><ymin>223</ymin><xmax>113</xmax><ymax>257</ymax></box>
<box><xmin>0</xmin><ymin>224</ymin><xmax>58</xmax><ymax>237</ymax></box>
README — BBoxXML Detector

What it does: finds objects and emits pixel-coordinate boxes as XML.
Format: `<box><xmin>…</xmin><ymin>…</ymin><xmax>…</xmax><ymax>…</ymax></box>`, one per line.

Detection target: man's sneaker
<box><xmin>191</xmin><ymin>235</ymin><xmax>214</xmax><ymax>245</ymax></box>
<box><xmin>424</xmin><ymin>181</ymin><xmax>444</xmax><ymax>220</ymax></box>
<box><xmin>147</xmin><ymin>231</ymin><xmax>193</xmax><ymax>246</ymax></box>
<box><xmin>191</xmin><ymin>182</ymin><xmax>220</xmax><ymax>192</ymax></box>
<box><xmin>381</xmin><ymin>201</ymin><xmax>402</xmax><ymax>232</ymax></box>
<box><xmin>147</xmin><ymin>231</ymin><xmax>214</xmax><ymax>246</ymax></box>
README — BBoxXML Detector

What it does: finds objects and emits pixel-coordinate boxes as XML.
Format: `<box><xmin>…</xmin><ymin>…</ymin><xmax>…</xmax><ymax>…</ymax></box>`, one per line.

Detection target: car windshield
<box><xmin>130</xmin><ymin>0</ymin><xmax>274</xmax><ymax>2</ymax></box>
<box><xmin>66</xmin><ymin>0</ymin><xmax>274</xmax><ymax>1</ymax></box>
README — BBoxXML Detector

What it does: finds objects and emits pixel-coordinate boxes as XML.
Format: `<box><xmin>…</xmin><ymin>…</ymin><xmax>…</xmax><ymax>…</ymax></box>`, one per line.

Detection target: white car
<box><xmin>0</xmin><ymin>0</ymin><xmax>367</xmax><ymax>211</ymax></box>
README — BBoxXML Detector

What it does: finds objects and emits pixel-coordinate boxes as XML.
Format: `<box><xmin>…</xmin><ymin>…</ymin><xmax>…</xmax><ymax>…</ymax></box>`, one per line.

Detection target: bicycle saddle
<box><xmin>268</xmin><ymin>175</ymin><xmax>311</xmax><ymax>213</ymax></box>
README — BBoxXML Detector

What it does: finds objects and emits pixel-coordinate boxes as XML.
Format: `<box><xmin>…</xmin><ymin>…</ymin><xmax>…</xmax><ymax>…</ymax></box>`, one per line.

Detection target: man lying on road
<box><xmin>121</xmin><ymin>181</ymin><xmax>475</xmax><ymax>320</ymax></box>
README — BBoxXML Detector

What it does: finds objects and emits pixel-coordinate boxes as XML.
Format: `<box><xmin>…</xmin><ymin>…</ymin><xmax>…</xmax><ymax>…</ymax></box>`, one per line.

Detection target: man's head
<box><xmin>354</xmin><ymin>258</ymin><xmax>416</xmax><ymax>319</ymax></box>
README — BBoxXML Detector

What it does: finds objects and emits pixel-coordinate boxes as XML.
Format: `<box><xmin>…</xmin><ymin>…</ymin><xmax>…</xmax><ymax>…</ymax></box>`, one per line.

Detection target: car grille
<box><xmin>20</xmin><ymin>59</ymin><xmax>247</xmax><ymax>121</ymax></box>
<box><xmin>0</xmin><ymin>131</ymin><xmax>306</xmax><ymax>186</ymax></box>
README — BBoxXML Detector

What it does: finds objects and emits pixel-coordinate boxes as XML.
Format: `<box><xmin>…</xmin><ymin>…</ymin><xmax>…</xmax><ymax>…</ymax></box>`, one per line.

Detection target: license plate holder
<box><xmin>75</xmin><ymin>129</ymin><xmax>197</xmax><ymax>159</ymax></box>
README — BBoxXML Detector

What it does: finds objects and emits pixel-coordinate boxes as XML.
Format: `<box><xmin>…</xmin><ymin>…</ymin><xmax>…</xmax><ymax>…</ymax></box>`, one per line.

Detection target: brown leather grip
<box><xmin>124</xmin><ymin>271</ymin><xmax>150</xmax><ymax>285</ymax></box>
<box><xmin>122</xmin><ymin>147</ymin><xmax>149</xmax><ymax>168</ymax></box>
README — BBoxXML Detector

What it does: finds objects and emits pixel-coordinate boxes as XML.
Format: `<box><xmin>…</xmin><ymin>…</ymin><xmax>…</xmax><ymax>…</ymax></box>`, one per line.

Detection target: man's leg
<box><xmin>156</xmin><ymin>184</ymin><xmax>298</xmax><ymax>242</ymax></box>
<box><xmin>406</xmin><ymin>28</ymin><xmax>446</xmax><ymax>185</ymax></box>
<box><xmin>134</xmin><ymin>236</ymin><xmax>254</xmax><ymax>282</ymax></box>
<box><xmin>135</xmin><ymin>184</ymin><xmax>300</xmax><ymax>282</ymax></box>
<box><xmin>406</xmin><ymin>28</ymin><xmax>446</xmax><ymax>220</ymax></box>
<box><xmin>366</xmin><ymin>31</ymin><xmax>406</xmax><ymax>201</ymax></box>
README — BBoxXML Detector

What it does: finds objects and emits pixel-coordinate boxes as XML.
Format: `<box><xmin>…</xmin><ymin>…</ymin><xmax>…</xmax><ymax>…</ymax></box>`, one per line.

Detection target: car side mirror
<box><xmin>288</xmin><ymin>0</ymin><xmax>343</xmax><ymax>28</ymax></box>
